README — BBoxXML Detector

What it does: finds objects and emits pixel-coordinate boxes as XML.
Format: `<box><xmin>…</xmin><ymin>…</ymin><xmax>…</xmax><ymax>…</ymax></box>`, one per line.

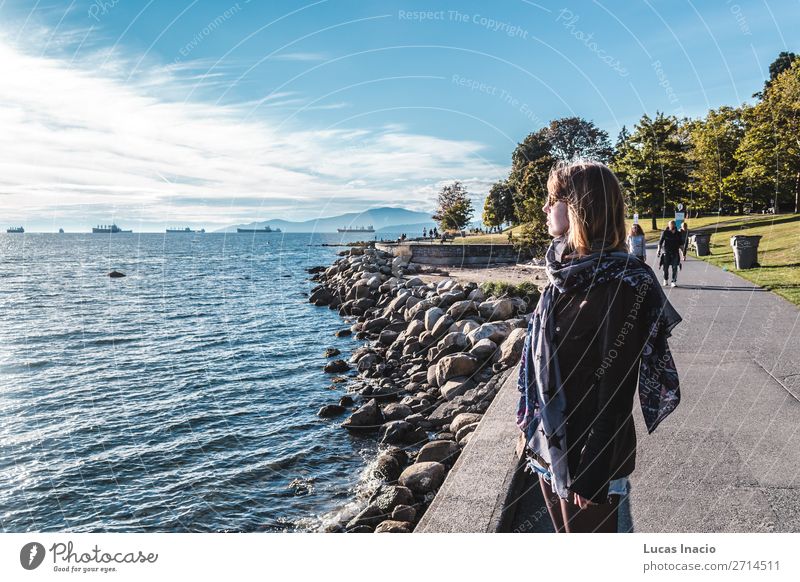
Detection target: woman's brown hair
<box><xmin>547</xmin><ymin>159</ymin><xmax>628</xmax><ymax>257</ymax></box>
<box><xmin>629</xmin><ymin>223</ymin><xmax>644</xmax><ymax>237</ymax></box>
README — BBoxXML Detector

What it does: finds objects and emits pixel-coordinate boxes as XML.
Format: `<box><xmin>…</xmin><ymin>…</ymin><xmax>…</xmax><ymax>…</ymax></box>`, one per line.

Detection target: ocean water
<box><xmin>0</xmin><ymin>231</ymin><xmax>398</xmax><ymax>532</ymax></box>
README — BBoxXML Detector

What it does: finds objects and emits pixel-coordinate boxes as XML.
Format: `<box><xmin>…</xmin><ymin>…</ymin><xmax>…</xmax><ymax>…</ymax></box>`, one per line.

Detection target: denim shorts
<box><xmin>526</xmin><ymin>455</ymin><xmax>629</xmax><ymax>497</ymax></box>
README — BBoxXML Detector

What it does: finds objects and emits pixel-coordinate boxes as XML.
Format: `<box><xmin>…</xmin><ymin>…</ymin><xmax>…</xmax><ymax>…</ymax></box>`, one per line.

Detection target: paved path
<box><xmin>511</xmin><ymin>246</ymin><xmax>800</xmax><ymax>532</ymax></box>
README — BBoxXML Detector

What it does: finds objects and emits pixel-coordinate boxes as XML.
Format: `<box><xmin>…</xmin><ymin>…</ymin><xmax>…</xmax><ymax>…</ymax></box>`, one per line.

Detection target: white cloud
<box><xmin>0</xmin><ymin>33</ymin><xmax>505</xmax><ymax>230</ymax></box>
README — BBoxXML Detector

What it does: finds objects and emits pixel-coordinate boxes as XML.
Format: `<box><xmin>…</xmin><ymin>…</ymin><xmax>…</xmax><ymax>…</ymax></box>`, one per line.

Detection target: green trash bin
<box><xmin>730</xmin><ymin>235</ymin><xmax>762</xmax><ymax>269</ymax></box>
<box><xmin>692</xmin><ymin>233</ymin><xmax>711</xmax><ymax>256</ymax></box>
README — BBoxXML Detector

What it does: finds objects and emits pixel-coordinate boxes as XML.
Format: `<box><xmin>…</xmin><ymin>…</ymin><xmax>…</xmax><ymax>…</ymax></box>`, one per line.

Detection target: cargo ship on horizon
<box><xmin>6</xmin><ymin>226</ymin><xmax>24</xmax><ymax>233</ymax></box>
<box><xmin>337</xmin><ymin>225</ymin><xmax>374</xmax><ymax>232</ymax></box>
<box><xmin>236</xmin><ymin>226</ymin><xmax>281</xmax><ymax>233</ymax></box>
<box><xmin>92</xmin><ymin>224</ymin><xmax>132</xmax><ymax>233</ymax></box>
<box><xmin>167</xmin><ymin>227</ymin><xmax>206</xmax><ymax>233</ymax></box>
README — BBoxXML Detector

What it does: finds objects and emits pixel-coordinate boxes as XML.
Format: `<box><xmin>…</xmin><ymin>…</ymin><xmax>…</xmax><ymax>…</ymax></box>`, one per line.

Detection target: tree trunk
<box><xmin>651</xmin><ymin>207</ymin><xmax>658</xmax><ymax>231</ymax></box>
<box><xmin>795</xmin><ymin>171</ymin><xmax>799</xmax><ymax>214</ymax></box>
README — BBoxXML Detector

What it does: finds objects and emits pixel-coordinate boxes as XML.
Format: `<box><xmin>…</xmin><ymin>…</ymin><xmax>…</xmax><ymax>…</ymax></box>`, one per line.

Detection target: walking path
<box><xmin>418</xmin><ymin>245</ymin><xmax>800</xmax><ymax>532</ymax></box>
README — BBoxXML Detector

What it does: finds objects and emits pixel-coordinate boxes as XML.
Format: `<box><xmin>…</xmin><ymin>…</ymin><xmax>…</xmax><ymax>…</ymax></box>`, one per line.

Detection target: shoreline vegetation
<box><xmin>305</xmin><ymin>245</ymin><xmax>540</xmax><ymax>532</ymax></box>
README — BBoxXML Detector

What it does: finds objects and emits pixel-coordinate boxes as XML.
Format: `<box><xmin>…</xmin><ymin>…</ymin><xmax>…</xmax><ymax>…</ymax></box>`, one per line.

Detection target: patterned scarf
<box><xmin>516</xmin><ymin>234</ymin><xmax>682</xmax><ymax>500</ymax></box>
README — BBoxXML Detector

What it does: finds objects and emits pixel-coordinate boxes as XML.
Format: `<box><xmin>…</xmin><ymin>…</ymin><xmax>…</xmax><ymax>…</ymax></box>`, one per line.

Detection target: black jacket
<box><xmin>658</xmin><ymin>228</ymin><xmax>683</xmax><ymax>256</ymax></box>
<box><xmin>550</xmin><ymin>276</ymin><xmax>649</xmax><ymax>503</ymax></box>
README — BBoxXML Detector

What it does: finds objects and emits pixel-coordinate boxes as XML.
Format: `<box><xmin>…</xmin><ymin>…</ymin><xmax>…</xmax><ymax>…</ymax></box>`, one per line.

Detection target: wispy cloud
<box><xmin>269</xmin><ymin>51</ymin><xmax>328</xmax><ymax>61</ymax></box>
<box><xmin>0</xmin><ymin>25</ymin><xmax>502</xmax><ymax>231</ymax></box>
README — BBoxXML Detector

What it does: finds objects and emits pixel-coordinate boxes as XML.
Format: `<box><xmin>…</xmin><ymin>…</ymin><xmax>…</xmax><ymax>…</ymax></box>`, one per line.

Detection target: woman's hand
<box><xmin>572</xmin><ymin>491</ymin><xmax>598</xmax><ymax>509</ymax></box>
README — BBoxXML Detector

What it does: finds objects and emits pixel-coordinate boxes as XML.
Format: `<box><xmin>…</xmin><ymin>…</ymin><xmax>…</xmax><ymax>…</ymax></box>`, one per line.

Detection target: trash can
<box><xmin>730</xmin><ymin>235</ymin><xmax>762</xmax><ymax>269</ymax></box>
<box><xmin>692</xmin><ymin>233</ymin><xmax>712</xmax><ymax>256</ymax></box>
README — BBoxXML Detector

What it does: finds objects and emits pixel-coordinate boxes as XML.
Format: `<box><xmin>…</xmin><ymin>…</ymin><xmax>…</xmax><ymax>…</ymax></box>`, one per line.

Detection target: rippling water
<box><xmin>0</xmin><ymin>232</ymin><xmax>393</xmax><ymax>532</ymax></box>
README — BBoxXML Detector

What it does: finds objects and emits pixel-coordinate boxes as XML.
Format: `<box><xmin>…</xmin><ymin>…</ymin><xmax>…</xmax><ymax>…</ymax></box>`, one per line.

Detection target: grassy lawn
<box><xmin>678</xmin><ymin>214</ymin><xmax>800</xmax><ymax>307</ymax></box>
<box><xmin>442</xmin><ymin>213</ymin><xmax>800</xmax><ymax>306</ymax></box>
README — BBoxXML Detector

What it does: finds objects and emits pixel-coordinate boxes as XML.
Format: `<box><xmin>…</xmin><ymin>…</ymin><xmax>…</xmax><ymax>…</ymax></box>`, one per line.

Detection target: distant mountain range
<box><xmin>218</xmin><ymin>206</ymin><xmax>437</xmax><ymax>233</ymax></box>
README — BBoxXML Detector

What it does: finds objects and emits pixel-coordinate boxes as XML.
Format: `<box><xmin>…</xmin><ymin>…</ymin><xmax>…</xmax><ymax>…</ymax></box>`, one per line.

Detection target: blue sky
<box><xmin>1</xmin><ymin>0</ymin><xmax>796</xmax><ymax>231</ymax></box>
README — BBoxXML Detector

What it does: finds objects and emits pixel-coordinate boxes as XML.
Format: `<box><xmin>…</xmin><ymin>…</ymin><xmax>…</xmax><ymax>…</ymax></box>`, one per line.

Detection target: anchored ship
<box><xmin>236</xmin><ymin>226</ymin><xmax>281</xmax><ymax>233</ymax></box>
<box><xmin>166</xmin><ymin>227</ymin><xmax>206</xmax><ymax>233</ymax></box>
<box><xmin>6</xmin><ymin>226</ymin><xmax>24</xmax><ymax>233</ymax></box>
<box><xmin>337</xmin><ymin>225</ymin><xmax>374</xmax><ymax>232</ymax></box>
<box><xmin>92</xmin><ymin>224</ymin><xmax>132</xmax><ymax>233</ymax></box>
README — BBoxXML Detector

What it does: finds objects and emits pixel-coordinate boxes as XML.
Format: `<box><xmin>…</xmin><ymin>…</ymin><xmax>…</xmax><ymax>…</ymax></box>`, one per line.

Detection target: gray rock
<box><xmin>479</xmin><ymin>298</ymin><xmax>516</xmax><ymax>321</ymax></box>
<box><xmin>323</xmin><ymin>359</ymin><xmax>350</xmax><ymax>373</ymax></box>
<box><xmin>466</xmin><ymin>322</ymin><xmax>512</xmax><ymax>346</ymax></box>
<box><xmin>416</xmin><ymin>440</ymin><xmax>460</xmax><ymax>464</ymax></box>
<box><xmin>391</xmin><ymin>505</ymin><xmax>417</xmax><ymax>523</ymax></box>
<box><xmin>498</xmin><ymin>328</ymin><xmax>527</xmax><ymax>368</ymax></box>
<box><xmin>455</xmin><ymin>422</ymin><xmax>479</xmax><ymax>443</ymax></box>
<box><xmin>430</xmin><ymin>314</ymin><xmax>455</xmax><ymax>339</ymax></box>
<box><xmin>341</xmin><ymin>399</ymin><xmax>383</xmax><ymax>430</ymax></box>
<box><xmin>469</xmin><ymin>338</ymin><xmax>498</xmax><ymax>360</ymax></box>
<box><xmin>374</xmin><ymin>520</ymin><xmax>412</xmax><ymax>533</ymax></box>
<box><xmin>371</xmin><ymin>484</ymin><xmax>414</xmax><ymax>513</ymax></box>
<box><xmin>346</xmin><ymin>504</ymin><xmax>385</xmax><ymax>529</ymax></box>
<box><xmin>317</xmin><ymin>404</ymin><xmax>346</xmax><ymax>417</ymax></box>
<box><xmin>440</xmin><ymin>376</ymin><xmax>476</xmax><ymax>401</ymax></box>
<box><xmin>379</xmin><ymin>420</ymin><xmax>428</xmax><ymax>445</ymax></box>
<box><xmin>451</xmin><ymin>413</ymin><xmax>483</xmax><ymax>435</ymax></box>
<box><xmin>398</xmin><ymin>461</ymin><xmax>447</xmax><ymax>496</ymax></box>
<box><xmin>382</xmin><ymin>402</ymin><xmax>413</xmax><ymax>422</ymax></box>
<box><xmin>435</xmin><ymin>353</ymin><xmax>479</xmax><ymax>386</ymax></box>
<box><xmin>424</xmin><ymin>307</ymin><xmax>445</xmax><ymax>332</ymax></box>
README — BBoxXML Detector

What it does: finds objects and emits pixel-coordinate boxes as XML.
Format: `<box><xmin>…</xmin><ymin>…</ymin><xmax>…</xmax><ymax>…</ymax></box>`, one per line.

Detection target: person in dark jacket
<box><xmin>517</xmin><ymin>160</ymin><xmax>682</xmax><ymax>533</ymax></box>
<box><xmin>657</xmin><ymin>221</ymin><xmax>683</xmax><ymax>287</ymax></box>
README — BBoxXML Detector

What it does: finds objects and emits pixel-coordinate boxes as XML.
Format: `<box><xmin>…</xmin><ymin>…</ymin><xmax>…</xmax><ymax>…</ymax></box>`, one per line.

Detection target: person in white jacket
<box><xmin>627</xmin><ymin>223</ymin><xmax>646</xmax><ymax>262</ymax></box>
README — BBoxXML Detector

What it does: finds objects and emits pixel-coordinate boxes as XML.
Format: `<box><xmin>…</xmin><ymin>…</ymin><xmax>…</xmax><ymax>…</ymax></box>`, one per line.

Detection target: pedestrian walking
<box><xmin>657</xmin><ymin>220</ymin><xmax>683</xmax><ymax>287</ymax></box>
<box><xmin>626</xmin><ymin>223</ymin><xmax>647</xmax><ymax>262</ymax></box>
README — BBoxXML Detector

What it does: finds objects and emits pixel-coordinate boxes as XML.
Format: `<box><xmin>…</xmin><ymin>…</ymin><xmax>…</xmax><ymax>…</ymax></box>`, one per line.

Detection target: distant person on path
<box><xmin>517</xmin><ymin>160</ymin><xmax>682</xmax><ymax>533</ymax></box>
<box><xmin>626</xmin><ymin>223</ymin><xmax>646</xmax><ymax>262</ymax></box>
<box><xmin>679</xmin><ymin>222</ymin><xmax>690</xmax><ymax>259</ymax></box>
<box><xmin>657</xmin><ymin>220</ymin><xmax>683</xmax><ymax>287</ymax></box>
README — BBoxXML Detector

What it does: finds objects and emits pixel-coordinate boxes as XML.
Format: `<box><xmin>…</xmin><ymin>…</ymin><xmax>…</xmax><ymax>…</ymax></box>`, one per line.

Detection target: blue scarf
<box><xmin>516</xmin><ymin>234</ymin><xmax>682</xmax><ymax>499</ymax></box>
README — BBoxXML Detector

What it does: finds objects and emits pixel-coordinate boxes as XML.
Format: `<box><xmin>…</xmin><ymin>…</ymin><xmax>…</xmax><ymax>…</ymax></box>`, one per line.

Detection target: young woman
<box><xmin>627</xmin><ymin>224</ymin><xmax>647</xmax><ymax>262</ymax></box>
<box><xmin>517</xmin><ymin>160</ymin><xmax>683</xmax><ymax>533</ymax></box>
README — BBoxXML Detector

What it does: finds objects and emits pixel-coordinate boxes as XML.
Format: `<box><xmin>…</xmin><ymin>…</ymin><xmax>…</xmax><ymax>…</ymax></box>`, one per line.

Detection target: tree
<box><xmin>546</xmin><ymin>117</ymin><xmax>613</xmax><ymax>163</ymax></box>
<box><xmin>738</xmin><ymin>59</ymin><xmax>800</xmax><ymax>213</ymax></box>
<box><xmin>687</xmin><ymin>106</ymin><xmax>748</xmax><ymax>213</ymax></box>
<box><xmin>611</xmin><ymin>112</ymin><xmax>690</xmax><ymax>230</ymax></box>
<box><xmin>483</xmin><ymin>180</ymin><xmax>515</xmax><ymax>228</ymax></box>
<box><xmin>433</xmin><ymin>181</ymin><xmax>474</xmax><ymax>231</ymax></box>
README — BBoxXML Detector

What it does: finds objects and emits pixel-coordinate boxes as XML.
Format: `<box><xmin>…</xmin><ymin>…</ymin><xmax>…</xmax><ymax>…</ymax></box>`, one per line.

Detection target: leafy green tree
<box><xmin>483</xmin><ymin>180</ymin><xmax>516</xmax><ymax>227</ymax></box>
<box><xmin>687</xmin><ymin>106</ymin><xmax>748</xmax><ymax>213</ymax></box>
<box><xmin>753</xmin><ymin>51</ymin><xmax>799</xmax><ymax>98</ymax></box>
<box><xmin>433</xmin><ymin>181</ymin><xmax>474</xmax><ymax>231</ymax></box>
<box><xmin>738</xmin><ymin>59</ymin><xmax>800</xmax><ymax>213</ymax></box>
<box><xmin>546</xmin><ymin>117</ymin><xmax>613</xmax><ymax>163</ymax></box>
<box><xmin>611</xmin><ymin>112</ymin><xmax>690</xmax><ymax>230</ymax></box>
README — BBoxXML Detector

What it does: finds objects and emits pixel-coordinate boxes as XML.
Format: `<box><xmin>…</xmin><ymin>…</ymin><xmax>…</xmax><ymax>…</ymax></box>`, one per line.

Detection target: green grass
<box><xmin>479</xmin><ymin>280</ymin><xmax>540</xmax><ymax>299</ymax></box>
<box><xmin>677</xmin><ymin>214</ymin><xmax>800</xmax><ymax>307</ymax></box>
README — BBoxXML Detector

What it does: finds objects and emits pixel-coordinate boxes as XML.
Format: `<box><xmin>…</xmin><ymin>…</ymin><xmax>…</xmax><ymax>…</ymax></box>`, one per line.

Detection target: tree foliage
<box><xmin>433</xmin><ymin>181</ymin><xmax>474</xmax><ymax>231</ymax></box>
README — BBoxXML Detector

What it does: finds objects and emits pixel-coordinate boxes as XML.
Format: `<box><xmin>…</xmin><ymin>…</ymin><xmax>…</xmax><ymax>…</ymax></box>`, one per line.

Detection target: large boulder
<box><xmin>382</xmin><ymin>402</ymin><xmax>413</xmax><ymax>422</ymax></box>
<box><xmin>469</xmin><ymin>338</ymin><xmax>498</xmax><ymax>360</ymax></box>
<box><xmin>440</xmin><ymin>376</ymin><xmax>476</xmax><ymax>401</ymax></box>
<box><xmin>424</xmin><ymin>307</ymin><xmax>446</xmax><ymax>332</ymax></box>
<box><xmin>323</xmin><ymin>359</ymin><xmax>350</xmax><ymax>373</ymax></box>
<box><xmin>416</xmin><ymin>440</ymin><xmax>461</xmax><ymax>464</ymax></box>
<box><xmin>478</xmin><ymin>298</ymin><xmax>516</xmax><ymax>321</ymax></box>
<box><xmin>341</xmin><ymin>399</ymin><xmax>383</xmax><ymax>430</ymax></box>
<box><xmin>497</xmin><ymin>328</ymin><xmax>527</xmax><ymax>368</ymax></box>
<box><xmin>466</xmin><ymin>322</ymin><xmax>512</xmax><ymax>346</ymax></box>
<box><xmin>370</xmin><ymin>484</ymin><xmax>415</xmax><ymax>513</ymax></box>
<box><xmin>435</xmin><ymin>353</ymin><xmax>479</xmax><ymax>386</ymax></box>
<box><xmin>374</xmin><ymin>520</ymin><xmax>412</xmax><ymax>533</ymax></box>
<box><xmin>450</xmin><ymin>412</ymin><xmax>483</xmax><ymax>435</ymax></box>
<box><xmin>447</xmin><ymin>300</ymin><xmax>479</xmax><ymax>320</ymax></box>
<box><xmin>379</xmin><ymin>420</ymin><xmax>428</xmax><ymax>445</ymax></box>
<box><xmin>398</xmin><ymin>462</ymin><xmax>447</xmax><ymax>496</ymax></box>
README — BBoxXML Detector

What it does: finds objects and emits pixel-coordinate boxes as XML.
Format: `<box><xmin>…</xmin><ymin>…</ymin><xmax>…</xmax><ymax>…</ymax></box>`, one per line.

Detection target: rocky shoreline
<box><xmin>306</xmin><ymin>244</ymin><xmax>539</xmax><ymax>533</ymax></box>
